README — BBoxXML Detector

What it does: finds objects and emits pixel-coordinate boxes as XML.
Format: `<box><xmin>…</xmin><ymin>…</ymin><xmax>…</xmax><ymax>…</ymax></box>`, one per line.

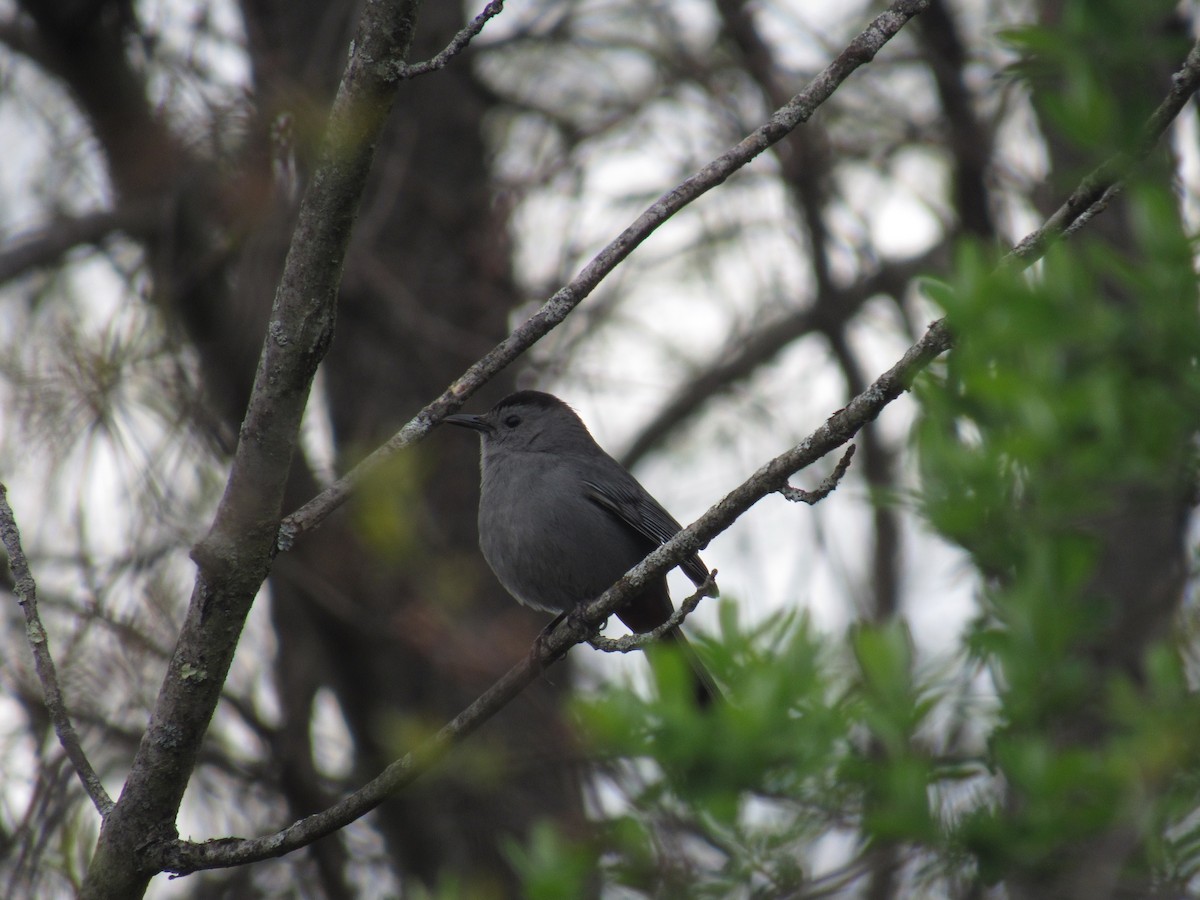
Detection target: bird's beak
<box><xmin>444</xmin><ymin>413</ymin><xmax>493</xmax><ymax>434</ymax></box>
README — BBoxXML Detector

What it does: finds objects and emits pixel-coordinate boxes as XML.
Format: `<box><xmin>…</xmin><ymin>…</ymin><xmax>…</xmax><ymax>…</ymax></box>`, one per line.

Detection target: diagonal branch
<box><xmin>149</xmin><ymin>315</ymin><xmax>952</xmax><ymax>877</ymax></box>
<box><xmin>0</xmin><ymin>483</ymin><xmax>114</xmax><ymax>816</ymax></box>
<box><xmin>1004</xmin><ymin>38</ymin><xmax>1200</xmax><ymax>268</ymax></box>
<box><xmin>278</xmin><ymin>0</ymin><xmax>934</xmax><ymax>548</ymax></box>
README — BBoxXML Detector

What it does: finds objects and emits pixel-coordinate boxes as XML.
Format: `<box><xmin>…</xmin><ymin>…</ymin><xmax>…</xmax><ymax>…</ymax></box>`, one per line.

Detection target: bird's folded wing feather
<box><xmin>583</xmin><ymin>478</ymin><xmax>710</xmax><ymax>587</ymax></box>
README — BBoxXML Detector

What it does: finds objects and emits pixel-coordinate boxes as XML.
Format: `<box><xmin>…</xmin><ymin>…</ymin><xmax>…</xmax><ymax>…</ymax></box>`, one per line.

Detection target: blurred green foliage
<box><xmin>914</xmin><ymin>179</ymin><xmax>1200</xmax><ymax>883</ymax></box>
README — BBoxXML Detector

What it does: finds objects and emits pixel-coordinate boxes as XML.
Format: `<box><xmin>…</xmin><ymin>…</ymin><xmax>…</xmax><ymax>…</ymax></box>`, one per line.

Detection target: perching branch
<box><xmin>0</xmin><ymin>483</ymin><xmax>114</xmax><ymax>816</ymax></box>
<box><xmin>277</xmin><ymin>0</ymin><xmax>934</xmax><ymax>549</ymax></box>
<box><xmin>148</xmin><ymin>313</ymin><xmax>951</xmax><ymax>877</ymax></box>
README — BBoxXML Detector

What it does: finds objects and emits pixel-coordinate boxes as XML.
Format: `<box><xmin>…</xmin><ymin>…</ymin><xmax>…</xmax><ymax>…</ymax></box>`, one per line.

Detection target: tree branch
<box><xmin>80</xmin><ymin>0</ymin><xmax>428</xmax><ymax>896</ymax></box>
<box><xmin>779</xmin><ymin>444</ymin><xmax>857</xmax><ymax>505</ymax></box>
<box><xmin>1004</xmin><ymin>37</ymin><xmax>1200</xmax><ymax>268</ymax></box>
<box><xmin>587</xmin><ymin>572</ymin><xmax>719</xmax><ymax>654</ymax></box>
<box><xmin>148</xmin><ymin>315</ymin><xmax>951</xmax><ymax>876</ymax></box>
<box><xmin>395</xmin><ymin>0</ymin><xmax>505</xmax><ymax>79</ymax></box>
<box><xmin>0</xmin><ymin>483</ymin><xmax>114</xmax><ymax>816</ymax></box>
<box><xmin>278</xmin><ymin>0</ymin><xmax>934</xmax><ymax>549</ymax></box>
<box><xmin>0</xmin><ymin>204</ymin><xmax>158</xmax><ymax>283</ymax></box>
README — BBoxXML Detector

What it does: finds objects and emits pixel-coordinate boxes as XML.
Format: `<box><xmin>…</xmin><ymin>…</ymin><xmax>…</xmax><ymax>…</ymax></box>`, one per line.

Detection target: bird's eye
<box><xmin>504</xmin><ymin>414</ymin><xmax>521</xmax><ymax>428</ymax></box>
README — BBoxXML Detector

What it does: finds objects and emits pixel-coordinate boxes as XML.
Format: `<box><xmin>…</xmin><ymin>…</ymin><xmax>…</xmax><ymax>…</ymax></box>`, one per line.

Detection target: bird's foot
<box><xmin>530</xmin><ymin>612</ymin><xmax>567</xmax><ymax>664</ymax></box>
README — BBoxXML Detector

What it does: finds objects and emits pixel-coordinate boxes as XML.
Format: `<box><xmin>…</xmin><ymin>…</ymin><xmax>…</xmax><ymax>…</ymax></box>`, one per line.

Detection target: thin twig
<box><xmin>587</xmin><ymin>571</ymin><xmax>719</xmax><ymax>654</ymax></box>
<box><xmin>779</xmin><ymin>444</ymin><xmax>857</xmax><ymax>505</ymax></box>
<box><xmin>1061</xmin><ymin>182</ymin><xmax>1123</xmax><ymax>240</ymax></box>
<box><xmin>394</xmin><ymin>0</ymin><xmax>505</xmax><ymax>80</ymax></box>
<box><xmin>277</xmin><ymin>0</ymin><xmax>934</xmax><ymax>550</ymax></box>
<box><xmin>0</xmin><ymin>483</ymin><xmax>114</xmax><ymax>816</ymax></box>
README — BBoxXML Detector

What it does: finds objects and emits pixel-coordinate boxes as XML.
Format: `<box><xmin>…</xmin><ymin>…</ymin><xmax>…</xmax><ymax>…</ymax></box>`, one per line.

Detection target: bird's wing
<box><xmin>582</xmin><ymin>477</ymin><xmax>710</xmax><ymax>587</ymax></box>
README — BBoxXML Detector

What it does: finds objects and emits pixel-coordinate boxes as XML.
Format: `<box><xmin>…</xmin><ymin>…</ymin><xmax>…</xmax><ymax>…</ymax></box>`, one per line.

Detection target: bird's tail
<box><xmin>658</xmin><ymin>627</ymin><xmax>722</xmax><ymax>707</ymax></box>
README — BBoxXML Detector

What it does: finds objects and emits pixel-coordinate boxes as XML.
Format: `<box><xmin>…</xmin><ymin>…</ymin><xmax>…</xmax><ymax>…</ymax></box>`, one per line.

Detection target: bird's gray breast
<box><xmin>477</xmin><ymin>450</ymin><xmax>653</xmax><ymax>614</ymax></box>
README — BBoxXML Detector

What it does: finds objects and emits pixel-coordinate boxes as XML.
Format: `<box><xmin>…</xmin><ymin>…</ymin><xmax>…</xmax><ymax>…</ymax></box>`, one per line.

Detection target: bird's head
<box><xmin>445</xmin><ymin>390</ymin><xmax>598</xmax><ymax>457</ymax></box>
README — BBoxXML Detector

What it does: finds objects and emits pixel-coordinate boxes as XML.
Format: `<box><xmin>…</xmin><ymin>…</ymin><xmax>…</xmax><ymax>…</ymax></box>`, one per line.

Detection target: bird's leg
<box><xmin>530</xmin><ymin>608</ymin><xmax>606</xmax><ymax>664</ymax></box>
<box><xmin>530</xmin><ymin>611</ymin><xmax>567</xmax><ymax>664</ymax></box>
<box><xmin>539</xmin><ymin>611</ymin><xmax>567</xmax><ymax>641</ymax></box>
<box><xmin>565</xmin><ymin>606</ymin><xmax>604</xmax><ymax>640</ymax></box>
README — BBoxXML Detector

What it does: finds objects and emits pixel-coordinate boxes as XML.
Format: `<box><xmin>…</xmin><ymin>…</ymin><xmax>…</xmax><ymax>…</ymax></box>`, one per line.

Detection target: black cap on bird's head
<box><xmin>445</xmin><ymin>391</ymin><xmax>596</xmax><ymax>453</ymax></box>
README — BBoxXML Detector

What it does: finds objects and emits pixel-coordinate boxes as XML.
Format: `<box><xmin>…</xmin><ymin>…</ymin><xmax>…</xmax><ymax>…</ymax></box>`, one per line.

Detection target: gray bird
<box><xmin>446</xmin><ymin>390</ymin><xmax>720</xmax><ymax>706</ymax></box>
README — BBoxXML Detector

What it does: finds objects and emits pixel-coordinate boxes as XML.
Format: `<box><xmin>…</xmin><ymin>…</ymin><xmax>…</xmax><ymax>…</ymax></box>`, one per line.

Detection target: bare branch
<box><xmin>149</xmin><ymin>314</ymin><xmax>951</xmax><ymax>877</ymax></box>
<box><xmin>0</xmin><ymin>204</ymin><xmax>157</xmax><ymax>283</ymax></box>
<box><xmin>395</xmin><ymin>0</ymin><xmax>505</xmax><ymax>80</ymax></box>
<box><xmin>82</xmin><ymin>0</ymin><xmax>428</xmax><ymax>895</ymax></box>
<box><xmin>0</xmin><ymin>483</ymin><xmax>113</xmax><ymax>816</ymax></box>
<box><xmin>279</xmin><ymin>0</ymin><xmax>934</xmax><ymax>549</ymax></box>
<box><xmin>779</xmin><ymin>444</ymin><xmax>857</xmax><ymax>505</ymax></box>
<box><xmin>1004</xmin><ymin>38</ymin><xmax>1200</xmax><ymax>268</ymax></box>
